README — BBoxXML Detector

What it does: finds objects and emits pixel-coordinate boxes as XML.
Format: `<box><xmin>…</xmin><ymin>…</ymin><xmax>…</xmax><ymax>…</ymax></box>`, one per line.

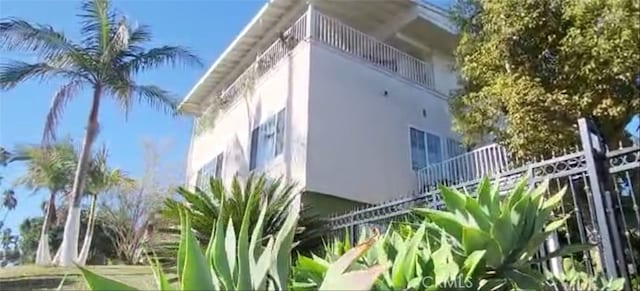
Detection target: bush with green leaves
<box><xmin>292</xmin><ymin>223</ymin><xmax>487</xmax><ymax>290</ymax></box>
<box><xmin>413</xmin><ymin>178</ymin><xmax>595</xmax><ymax>290</ymax></box>
<box><xmin>77</xmin><ymin>188</ymin><xmax>385</xmax><ymax>290</ymax></box>
<box><xmin>543</xmin><ymin>258</ymin><xmax>624</xmax><ymax>291</ymax></box>
<box><xmin>160</xmin><ymin>174</ymin><xmax>327</xmax><ymax>255</ymax></box>
<box><xmin>293</xmin><ymin>177</ymin><xmax>602</xmax><ymax>290</ymax></box>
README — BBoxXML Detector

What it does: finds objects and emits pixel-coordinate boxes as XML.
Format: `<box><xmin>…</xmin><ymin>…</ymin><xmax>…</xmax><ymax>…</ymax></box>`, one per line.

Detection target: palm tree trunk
<box><xmin>77</xmin><ymin>194</ymin><xmax>97</xmax><ymax>265</ymax></box>
<box><xmin>35</xmin><ymin>191</ymin><xmax>56</xmax><ymax>265</ymax></box>
<box><xmin>58</xmin><ymin>85</ymin><xmax>102</xmax><ymax>267</ymax></box>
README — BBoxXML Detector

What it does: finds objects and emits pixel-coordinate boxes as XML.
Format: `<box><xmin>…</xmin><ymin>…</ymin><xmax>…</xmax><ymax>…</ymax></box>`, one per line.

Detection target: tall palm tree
<box><xmin>13</xmin><ymin>141</ymin><xmax>77</xmax><ymax>265</ymax></box>
<box><xmin>0</xmin><ymin>0</ymin><xmax>201</xmax><ymax>266</ymax></box>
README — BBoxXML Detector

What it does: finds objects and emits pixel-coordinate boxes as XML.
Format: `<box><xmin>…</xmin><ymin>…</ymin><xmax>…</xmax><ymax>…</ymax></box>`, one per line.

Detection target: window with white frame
<box><xmin>410</xmin><ymin>128</ymin><xmax>445</xmax><ymax>170</ymax></box>
<box><xmin>196</xmin><ymin>153</ymin><xmax>224</xmax><ymax>190</ymax></box>
<box><xmin>426</xmin><ymin>132</ymin><xmax>442</xmax><ymax>164</ymax></box>
<box><xmin>249</xmin><ymin>109</ymin><xmax>286</xmax><ymax>170</ymax></box>
<box><xmin>410</xmin><ymin>128</ymin><xmax>427</xmax><ymax>170</ymax></box>
<box><xmin>445</xmin><ymin>138</ymin><xmax>465</xmax><ymax>159</ymax></box>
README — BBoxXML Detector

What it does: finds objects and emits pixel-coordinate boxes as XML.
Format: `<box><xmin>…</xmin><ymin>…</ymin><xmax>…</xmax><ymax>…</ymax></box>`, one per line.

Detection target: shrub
<box><xmin>77</xmin><ymin>186</ymin><xmax>384</xmax><ymax>290</ymax></box>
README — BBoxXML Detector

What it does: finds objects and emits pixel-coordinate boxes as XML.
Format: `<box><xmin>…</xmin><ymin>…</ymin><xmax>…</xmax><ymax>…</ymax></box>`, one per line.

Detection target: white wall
<box><xmin>305</xmin><ymin>43</ymin><xmax>459</xmax><ymax>204</ymax></box>
<box><xmin>188</xmin><ymin>43</ymin><xmax>311</xmax><ymax>189</ymax></box>
<box><xmin>431</xmin><ymin>49</ymin><xmax>459</xmax><ymax>97</ymax></box>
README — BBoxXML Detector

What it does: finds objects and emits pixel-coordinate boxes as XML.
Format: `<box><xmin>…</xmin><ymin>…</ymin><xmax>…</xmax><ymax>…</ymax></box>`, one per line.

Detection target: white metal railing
<box><xmin>208</xmin><ymin>9</ymin><xmax>436</xmax><ymax>109</ymax></box>
<box><xmin>217</xmin><ymin>14</ymin><xmax>308</xmax><ymax>105</ymax></box>
<box><xmin>310</xmin><ymin>11</ymin><xmax>435</xmax><ymax>90</ymax></box>
<box><xmin>416</xmin><ymin>143</ymin><xmax>514</xmax><ymax>193</ymax></box>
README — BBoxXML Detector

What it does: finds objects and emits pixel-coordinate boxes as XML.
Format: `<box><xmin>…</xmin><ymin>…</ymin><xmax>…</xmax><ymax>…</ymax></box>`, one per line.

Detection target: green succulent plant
<box><xmin>292</xmin><ymin>222</ymin><xmax>482</xmax><ymax>291</ymax></box>
<box><xmin>543</xmin><ymin>258</ymin><xmax>625</xmax><ymax>291</ymax></box>
<box><xmin>293</xmin><ymin>177</ymin><xmax>599</xmax><ymax>291</ymax></box>
<box><xmin>76</xmin><ymin>185</ymin><xmax>385</xmax><ymax>290</ymax></box>
<box><xmin>160</xmin><ymin>174</ymin><xmax>327</xmax><ymax>256</ymax></box>
<box><xmin>413</xmin><ymin>177</ymin><xmax>594</xmax><ymax>290</ymax></box>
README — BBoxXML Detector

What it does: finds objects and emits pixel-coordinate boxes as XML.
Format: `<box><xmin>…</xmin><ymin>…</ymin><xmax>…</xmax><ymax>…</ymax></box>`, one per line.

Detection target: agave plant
<box><xmin>77</xmin><ymin>184</ymin><xmax>385</xmax><ymax>290</ymax></box>
<box><xmin>292</xmin><ymin>222</ymin><xmax>483</xmax><ymax>290</ymax></box>
<box><xmin>414</xmin><ymin>177</ymin><xmax>594</xmax><ymax>290</ymax></box>
<box><xmin>544</xmin><ymin>258</ymin><xmax>625</xmax><ymax>291</ymax></box>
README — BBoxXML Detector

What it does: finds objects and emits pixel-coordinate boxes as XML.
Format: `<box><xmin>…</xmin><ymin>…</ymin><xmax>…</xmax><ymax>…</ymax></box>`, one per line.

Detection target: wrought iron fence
<box><xmin>326</xmin><ymin>118</ymin><xmax>640</xmax><ymax>289</ymax></box>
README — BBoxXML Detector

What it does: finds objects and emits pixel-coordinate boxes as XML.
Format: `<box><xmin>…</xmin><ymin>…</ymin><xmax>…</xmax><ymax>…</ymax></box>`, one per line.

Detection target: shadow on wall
<box><xmin>228</xmin><ymin>134</ymin><xmax>249</xmax><ymax>181</ymax></box>
<box><xmin>302</xmin><ymin>191</ymin><xmax>365</xmax><ymax>217</ymax></box>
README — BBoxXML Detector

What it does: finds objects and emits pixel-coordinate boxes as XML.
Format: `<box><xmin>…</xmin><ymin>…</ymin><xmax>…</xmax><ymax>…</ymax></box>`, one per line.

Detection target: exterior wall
<box><xmin>431</xmin><ymin>49</ymin><xmax>459</xmax><ymax>97</ymax></box>
<box><xmin>305</xmin><ymin>42</ymin><xmax>459</xmax><ymax>204</ymax></box>
<box><xmin>187</xmin><ymin>43</ymin><xmax>311</xmax><ymax>189</ymax></box>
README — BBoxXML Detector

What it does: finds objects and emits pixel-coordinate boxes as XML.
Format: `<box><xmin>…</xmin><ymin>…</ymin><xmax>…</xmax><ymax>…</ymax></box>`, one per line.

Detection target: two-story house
<box><xmin>179</xmin><ymin>0</ymin><xmax>469</xmax><ymax>214</ymax></box>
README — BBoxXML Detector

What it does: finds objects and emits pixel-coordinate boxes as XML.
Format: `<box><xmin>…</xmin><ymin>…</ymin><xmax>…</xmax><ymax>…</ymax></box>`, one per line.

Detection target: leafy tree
<box><xmin>450</xmin><ymin>0</ymin><xmax>640</xmax><ymax>158</ymax></box>
<box><xmin>0</xmin><ymin>146</ymin><xmax>22</xmax><ymax>267</ymax></box>
<box><xmin>98</xmin><ymin>139</ymin><xmax>180</xmax><ymax>264</ymax></box>
<box><xmin>18</xmin><ymin>214</ymin><xmax>116</xmax><ymax>265</ymax></box>
<box><xmin>0</xmin><ymin>0</ymin><xmax>201</xmax><ymax>266</ymax></box>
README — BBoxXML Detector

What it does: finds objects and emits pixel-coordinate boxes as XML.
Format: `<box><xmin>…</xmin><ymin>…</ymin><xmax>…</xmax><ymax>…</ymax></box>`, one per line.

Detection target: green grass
<box><xmin>0</xmin><ymin>265</ymin><xmax>158</xmax><ymax>290</ymax></box>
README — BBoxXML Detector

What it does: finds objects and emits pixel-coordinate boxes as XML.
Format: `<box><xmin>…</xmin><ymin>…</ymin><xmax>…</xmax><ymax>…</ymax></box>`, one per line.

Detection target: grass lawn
<box><xmin>0</xmin><ymin>265</ymin><xmax>159</xmax><ymax>290</ymax></box>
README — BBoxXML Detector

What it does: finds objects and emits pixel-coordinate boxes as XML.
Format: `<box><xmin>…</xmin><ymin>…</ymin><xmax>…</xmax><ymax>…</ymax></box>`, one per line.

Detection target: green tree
<box><xmin>13</xmin><ymin>141</ymin><xmax>77</xmax><ymax>265</ymax></box>
<box><xmin>77</xmin><ymin>146</ymin><xmax>134</xmax><ymax>265</ymax></box>
<box><xmin>18</xmin><ymin>214</ymin><xmax>117</xmax><ymax>265</ymax></box>
<box><xmin>0</xmin><ymin>0</ymin><xmax>201</xmax><ymax>266</ymax></box>
<box><xmin>450</xmin><ymin>0</ymin><xmax>640</xmax><ymax>158</ymax></box>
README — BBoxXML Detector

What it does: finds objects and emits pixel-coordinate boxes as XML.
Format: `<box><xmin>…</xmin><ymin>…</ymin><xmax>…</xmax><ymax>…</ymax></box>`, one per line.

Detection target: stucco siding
<box><xmin>188</xmin><ymin>43</ymin><xmax>311</xmax><ymax>189</ymax></box>
<box><xmin>305</xmin><ymin>42</ymin><xmax>459</xmax><ymax>203</ymax></box>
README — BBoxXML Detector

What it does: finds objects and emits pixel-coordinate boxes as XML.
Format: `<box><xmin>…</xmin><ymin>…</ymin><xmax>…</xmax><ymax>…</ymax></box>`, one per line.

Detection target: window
<box><xmin>250</xmin><ymin>109</ymin><xmax>286</xmax><ymax>170</ymax></box>
<box><xmin>410</xmin><ymin>128</ymin><xmax>427</xmax><ymax>170</ymax></box>
<box><xmin>410</xmin><ymin>128</ymin><xmax>445</xmax><ymax>170</ymax></box>
<box><xmin>196</xmin><ymin>153</ymin><xmax>224</xmax><ymax>190</ymax></box>
<box><xmin>426</xmin><ymin>133</ymin><xmax>442</xmax><ymax>164</ymax></box>
<box><xmin>445</xmin><ymin>138</ymin><xmax>465</xmax><ymax>159</ymax></box>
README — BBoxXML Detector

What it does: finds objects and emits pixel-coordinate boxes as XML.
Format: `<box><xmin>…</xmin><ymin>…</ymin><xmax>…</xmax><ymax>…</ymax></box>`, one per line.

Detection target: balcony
<box><xmin>206</xmin><ymin>9</ymin><xmax>436</xmax><ymax>113</ymax></box>
<box><xmin>416</xmin><ymin>143</ymin><xmax>516</xmax><ymax>193</ymax></box>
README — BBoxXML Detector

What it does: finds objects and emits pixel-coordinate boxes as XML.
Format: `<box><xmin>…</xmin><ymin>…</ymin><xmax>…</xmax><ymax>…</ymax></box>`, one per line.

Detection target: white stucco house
<box><xmin>178</xmin><ymin>0</ymin><xmax>510</xmax><ymax>214</ymax></box>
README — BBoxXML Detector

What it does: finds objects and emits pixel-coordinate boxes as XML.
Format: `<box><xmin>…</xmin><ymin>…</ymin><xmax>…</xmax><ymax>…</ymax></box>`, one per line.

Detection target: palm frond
<box><xmin>0</xmin><ymin>60</ymin><xmax>83</xmax><ymax>90</ymax></box>
<box><xmin>125</xmin><ymin>24</ymin><xmax>152</xmax><ymax>53</ymax></box>
<box><xmin>126</xmin><ymin>83</ymin><xmax>178</xmax><ymax>115</ymax></box>
<box><xmin>77</xmin><ymin>0</ymin><xmax>116</xmax><ymax>54</ymax></box>
<box><xmin>43</xmin><ymin>78</ymin><xmax>85</xmax><ymax>143</ymax></box>
<box><xmin>122</xmin><ymin>46</ymin><xmax>202</xmax><ymax>75</ymax></box>
<box><xmin>0</xmin><ymin>17</ymin><xmax>77</xmax><ymax>59</ymax></box>
<box><xmin>102</xmin><ymin>17</ymin><xmax>129</xmax><ymax>63</ymax></box>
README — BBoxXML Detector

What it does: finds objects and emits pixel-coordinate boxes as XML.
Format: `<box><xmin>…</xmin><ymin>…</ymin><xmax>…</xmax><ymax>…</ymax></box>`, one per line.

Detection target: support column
<box><xmin>577</xmin><ymin>118</ymin><xmax>627</xmax><ymax>285</ymax></box>
<box><xmin>305</xmin><ymin>1</ymin><xmax>314</xmax><ymax>40</ymax></box>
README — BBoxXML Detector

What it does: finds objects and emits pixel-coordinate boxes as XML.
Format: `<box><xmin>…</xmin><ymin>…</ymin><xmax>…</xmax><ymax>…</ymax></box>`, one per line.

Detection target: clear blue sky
<box><xmin>0</xmin><ymin>0</ymin><xmax>266</xmax><ymax>232</ymax></box>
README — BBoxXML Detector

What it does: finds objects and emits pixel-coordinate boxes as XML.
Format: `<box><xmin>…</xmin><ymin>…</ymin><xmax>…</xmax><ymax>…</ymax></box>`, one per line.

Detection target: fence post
<box><xmin>577</xmin><ymin>118</ymin><xmax>625</xmax><ymax>282</ymax></box>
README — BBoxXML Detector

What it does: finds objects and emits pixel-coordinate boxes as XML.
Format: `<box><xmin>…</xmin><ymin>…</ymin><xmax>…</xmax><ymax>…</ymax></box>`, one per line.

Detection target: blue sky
<box><xmin>0</xmin><ymin>0</ymin><xmax>265</xmax><ymax>231</ymax></box>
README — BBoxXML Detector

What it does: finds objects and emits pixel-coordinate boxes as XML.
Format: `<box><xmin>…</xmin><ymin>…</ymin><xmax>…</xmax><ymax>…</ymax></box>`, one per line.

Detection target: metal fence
<box><xmin>326</xmin><ymin>118</ymin><xmax>639</xmax><ymax>289</ymax></box>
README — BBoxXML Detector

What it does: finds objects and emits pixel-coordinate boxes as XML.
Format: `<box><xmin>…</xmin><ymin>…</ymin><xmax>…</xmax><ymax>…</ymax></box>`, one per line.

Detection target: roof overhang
<box><xmin>178</xmin><ymin>0</ymin><xmax>456</xmax><ymax>115</ymax></box>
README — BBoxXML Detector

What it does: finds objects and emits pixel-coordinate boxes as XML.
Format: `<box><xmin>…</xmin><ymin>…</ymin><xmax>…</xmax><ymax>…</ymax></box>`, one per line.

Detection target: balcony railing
<box><xmin>310</xmin><ymin>12</ymin><xmax>435</xmax><ymax>89</ymax></box>
<box><xmin>416</xmin><ymin>143</ymin><xmax>515</xmax><ymax>193</ymax></box>
<box><xmin>211</xmin><ymin>9</ymin><xmax>436</xmax><ymax>107</ymax></box>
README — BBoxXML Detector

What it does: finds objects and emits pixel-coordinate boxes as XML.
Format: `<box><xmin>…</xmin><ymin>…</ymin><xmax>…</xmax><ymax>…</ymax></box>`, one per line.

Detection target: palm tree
<box><xmin>0</xmin><ymin>0</ymin><xmax>201</xmax><ymax>266</ymax></box>
<box><xmin>13</xmin><ymin>141</ymin><xmax>77</xmax><ymax>265</ymax></box>
<box><xmin>76</xmin><ymin>146</ymin><xmax>134</xmax><ymax>265</ymax></box>
<box><xmin>0</xmin><ymin>190</ymin><xmax>17</xmax><ymax>230</ymax></box>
